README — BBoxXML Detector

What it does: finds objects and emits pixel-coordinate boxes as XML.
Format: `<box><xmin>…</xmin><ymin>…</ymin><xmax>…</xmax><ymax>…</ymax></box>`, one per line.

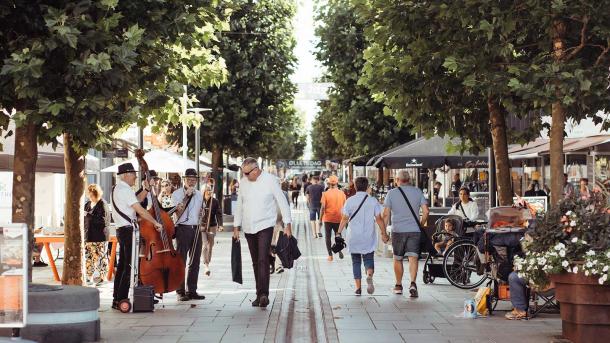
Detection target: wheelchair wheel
<box><xmin>423</xmin><ymin>271</ymin><xmax>435</xmax><ymax>284</ymax></box>
<box><xmin>443</xmin><ymin>241</ymin><xmax>487</xmax><ymax>289</ymax></box>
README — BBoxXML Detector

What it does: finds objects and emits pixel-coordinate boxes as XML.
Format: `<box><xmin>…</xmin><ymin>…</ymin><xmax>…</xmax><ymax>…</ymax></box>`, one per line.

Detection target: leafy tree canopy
<box><xmin>0</xmin><ymin>0</ymin><xmax>228</xmax><ymax>153</ymax></box>
<box><xmin>167</xmin><ymin>0</ymin><xmax>299</xmax><ymax>159</ymax></box>
<box><xmin>313</xmin><ymin>0</ymin><xmax>412</xmax><ymax>160</ymax></box>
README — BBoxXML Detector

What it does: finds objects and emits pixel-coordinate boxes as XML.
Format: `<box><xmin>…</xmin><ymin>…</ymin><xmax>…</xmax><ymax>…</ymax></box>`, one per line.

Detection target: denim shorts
<box><xmin>309</xmin><ymin>207</ymin><xmax>321</xmax><ymax>221</ymax></box>
<box><xmin>392</xmin><ymin>232</ymin><xmax>421</xmax><ymax>260</ymax></box>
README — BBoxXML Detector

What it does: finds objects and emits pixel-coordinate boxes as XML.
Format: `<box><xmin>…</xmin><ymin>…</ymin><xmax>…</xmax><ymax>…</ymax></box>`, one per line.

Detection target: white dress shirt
<box><xmin>235</xmin><ymin>171</ymin><xmax>292</xmax><ymax>234</ymax></box>
<box><xmin>111</xmin><ymin>179</ymin><xmax>139</xmax><ymax>227</ymax></box>
<box><xmin>448</xmin><ymin>200</ymin><xmax>480</xmax><ymax>220</ymax></box>
<box><xmin>172</xmin><ymin>188</ymin><xmax>204</xmax><ymax>226</ymax></box>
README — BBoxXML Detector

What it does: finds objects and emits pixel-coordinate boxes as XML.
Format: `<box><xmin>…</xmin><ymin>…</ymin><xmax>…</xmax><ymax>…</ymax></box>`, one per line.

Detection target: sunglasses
<box><xmin>244</xmin><ymin>166</ymin><xmax>258</xmax><ymax>176</ymax></box>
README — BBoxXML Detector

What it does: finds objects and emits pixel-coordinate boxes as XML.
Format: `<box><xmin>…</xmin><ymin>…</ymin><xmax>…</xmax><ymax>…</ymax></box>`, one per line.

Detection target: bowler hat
<box><xmin>117</xmin><ymin>163</ymin><xmax>137</xmax><ymax>175</ymax></box>
<box><xmin>183</xmin><ymin>168</ymin><xmax>198</xmax><ymax>178</ymax></box>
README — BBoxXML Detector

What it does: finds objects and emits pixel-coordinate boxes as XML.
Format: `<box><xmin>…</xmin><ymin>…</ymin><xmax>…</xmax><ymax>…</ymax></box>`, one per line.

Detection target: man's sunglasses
<box><xmin>244</xmin><ymin>166</ymin><xmax>258</xmax><ymax>176</ymax></box>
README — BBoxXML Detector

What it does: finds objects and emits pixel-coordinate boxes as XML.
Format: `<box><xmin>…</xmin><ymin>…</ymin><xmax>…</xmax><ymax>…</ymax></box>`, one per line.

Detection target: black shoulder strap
<box><xmin>349</xmin><ymin>194</ymin><xmax>368</xmax><ymax>222</ymax></box>
<box><xmin>458</xmin><ymin>202</ymin><xmax>470</xmax><ymax>220</ymax></box>
<box><xmin>397</xmin><ymin>186</ymin><xmax>424</xmax><ymax>232</ymax></box>
<box><xmin>112</xmin><ymin>185</ymin><xmax>134</xmax><ymax>224</ymax></box>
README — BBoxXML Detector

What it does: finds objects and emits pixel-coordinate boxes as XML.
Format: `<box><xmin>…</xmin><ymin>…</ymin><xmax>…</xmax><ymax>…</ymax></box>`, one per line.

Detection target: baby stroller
<box><xmin>422</xmin><ymin>215</ymin><xmax>488</xmax><ymax>289</ymax></box>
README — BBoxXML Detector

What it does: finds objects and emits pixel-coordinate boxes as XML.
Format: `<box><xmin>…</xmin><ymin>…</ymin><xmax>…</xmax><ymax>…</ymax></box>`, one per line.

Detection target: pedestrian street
<box><xmin>20</xmin><ymin>198</ymin><xmax>562</xmax><ymax>343</ymax></box>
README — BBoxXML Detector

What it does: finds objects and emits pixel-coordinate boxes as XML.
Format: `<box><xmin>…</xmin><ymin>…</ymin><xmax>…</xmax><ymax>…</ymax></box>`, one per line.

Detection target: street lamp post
<box><xmin>188</xmin><ymin>107</ymin><xmax>211</xmax><ymax>190</ymax></box>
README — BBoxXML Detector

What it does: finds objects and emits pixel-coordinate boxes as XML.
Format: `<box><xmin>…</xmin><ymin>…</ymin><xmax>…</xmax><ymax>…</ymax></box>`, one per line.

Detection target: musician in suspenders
<box><xmin>172</xmin><ymin>168</ymin><xmax>206</xmax><ymax>301</ymax></box>
<box><xmin>111</xmin><ymin>163</ymin><xmax>163</xmax><ymax>310</ymax></box>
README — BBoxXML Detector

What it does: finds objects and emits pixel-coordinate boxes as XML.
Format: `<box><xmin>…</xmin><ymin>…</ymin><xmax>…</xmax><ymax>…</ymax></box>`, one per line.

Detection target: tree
<box><xmin>0</xmin><ymin>0</ymin><xmax>227</xmax><ymax>284</ymax></box>
<box><xmin>166</xmin><ymin>0</ymin><xmax>299</xmax><ymax>194</ymax></box>
<box><xmin>356</xmin><ymin>1</ymin><xmax>610</xmax><ymax>206</ymax></box>
<box><xmin>313</xmin><ymin>0</ymin><xmax>412</xmax><ymax>161</ymax></box>
<box><xmin>311</xmin><ymin>100</ymin><xmax>343</xmax><ymax>160</ymax></box>
<box><xmin>355</xmin><ymin>1</ymin><xmax>546</xmax><ymax>205</ymax></box>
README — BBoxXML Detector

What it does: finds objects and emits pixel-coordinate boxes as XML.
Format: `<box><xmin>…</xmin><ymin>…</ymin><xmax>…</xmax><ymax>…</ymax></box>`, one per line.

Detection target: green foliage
<box><xmin>354</xmin><ymin>0</ymin><xmax>546</xmax><ymax>154</ymax></box>
<box><xmin>0</xmin><ymin>0</ymin><xmax>227</xmax><ymax>153</ymax></box>
<box><xmin>516</xmin><ymin>192</ymin><xmax>610</xmax><ymax>286</ymax></box>
<box><xmin>167</xmin><ymin>0</ymin><xmax>299</xmax><ymax>159</ymax></box>
<box><xmin>313</xmin><ymin>0</ymin><xmax>411</xmax><ymax>160</ymax></box>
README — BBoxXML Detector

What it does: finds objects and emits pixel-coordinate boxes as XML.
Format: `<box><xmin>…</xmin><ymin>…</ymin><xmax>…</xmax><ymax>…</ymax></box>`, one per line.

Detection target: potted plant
<box><xmin>514</xmin><ymin>190</ymin><xmax>610</xmax><ymax>343</ymax></box>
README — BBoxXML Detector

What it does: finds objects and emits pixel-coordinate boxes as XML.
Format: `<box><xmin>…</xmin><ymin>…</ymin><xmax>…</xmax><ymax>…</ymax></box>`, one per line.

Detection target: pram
<box><xmin>422</xmin><ymin>215</ymin><xmax>488</xmax><ymax>289</ymax></box>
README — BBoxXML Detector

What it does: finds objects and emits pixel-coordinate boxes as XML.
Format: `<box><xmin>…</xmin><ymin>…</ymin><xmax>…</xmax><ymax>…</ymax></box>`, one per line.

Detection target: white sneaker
<box><xmin>366</xmin><ymin>275</ymin><xmax>375</xmax><ymax>294</ymax></box>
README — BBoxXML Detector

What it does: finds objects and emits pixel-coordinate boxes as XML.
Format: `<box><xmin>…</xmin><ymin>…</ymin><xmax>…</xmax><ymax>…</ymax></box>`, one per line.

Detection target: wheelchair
<box><xmin>421</xmin><ymin>215</ymin><xmax>488</xmax><ymax>289</ymax></box>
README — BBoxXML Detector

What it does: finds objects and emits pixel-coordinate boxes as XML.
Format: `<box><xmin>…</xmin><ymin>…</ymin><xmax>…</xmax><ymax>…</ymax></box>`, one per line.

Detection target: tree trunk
<box><xmin>348</xmin><ymin>163</ymin><xmax>353</xmax><ymax>182</ymax></box>
<box><xmin>550</xmin><ymin>19</ymin><xmax>567</xmax><ymax>206</ymax></box>
<box><xmin>12</xmin><ymin>123</ymin><xmax>38</xmax><ymax>282</ymax></box>
<box><xmin>488</xmin><ymin>97</ymin><xmax>513</xmax><ymax>206</ymax></box>
<box><xmin>62</xmin><ymin>133</ymin><xmax>85</xmax><ymax>285</ymax></box>
<box><xmin>211</xmin><ymin>146</ymin><xmax>223</xmax><ymax>202</ymax></box>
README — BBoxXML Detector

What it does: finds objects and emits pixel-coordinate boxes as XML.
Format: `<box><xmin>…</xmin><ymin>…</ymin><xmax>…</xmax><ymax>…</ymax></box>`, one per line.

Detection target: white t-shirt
<box><xmin>111</xmin><ymin>179</ymin><xmax>139</xmax><ymax>227</ymax></box>
<box><xmin>448</xmin><ymin>200</ymin><xmax>479</xmax><ymax>220</ymax></box>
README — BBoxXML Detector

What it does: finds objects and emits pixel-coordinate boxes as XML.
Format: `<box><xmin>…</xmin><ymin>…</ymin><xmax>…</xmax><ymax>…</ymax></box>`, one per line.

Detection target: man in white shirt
<box><xmin>233</xmin><ymin>157</ymin><xmax>292</xmax><ymax>308</ymax></box>
<box><xmin>172</xmin><ymin>168</ymin><xmax>205</xmax><ymax>301</ymax></box>
<box><xmin>111</xmin><ymin>163</ymin><xmax>163</xmax><ymax>311</ymax></box>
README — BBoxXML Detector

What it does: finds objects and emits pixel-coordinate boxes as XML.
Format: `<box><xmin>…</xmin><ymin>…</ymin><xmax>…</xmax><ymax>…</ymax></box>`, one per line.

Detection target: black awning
<box><xmin>373</xmin><ymin>136</ymin><xmax>488</xmax><ymax>169</ymax></box>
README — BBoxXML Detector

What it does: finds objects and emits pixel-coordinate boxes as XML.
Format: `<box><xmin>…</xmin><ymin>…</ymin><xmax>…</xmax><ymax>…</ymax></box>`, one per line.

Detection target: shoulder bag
<box><xmin>397</xmin><ymin>187</ymin><xmax>433</xmax><ymax>254</ymax></box>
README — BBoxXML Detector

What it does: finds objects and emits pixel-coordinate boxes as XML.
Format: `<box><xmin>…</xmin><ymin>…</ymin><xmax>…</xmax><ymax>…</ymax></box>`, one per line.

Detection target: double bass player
<box><xmin>111</xmin><ymin>163</ymin><xmax>163</xmax><ymax>310</ymax></box>
<box><xmin>172</xmin><ymin>168</ymin><xmax>206</xmax><ymax>301</ymax></box>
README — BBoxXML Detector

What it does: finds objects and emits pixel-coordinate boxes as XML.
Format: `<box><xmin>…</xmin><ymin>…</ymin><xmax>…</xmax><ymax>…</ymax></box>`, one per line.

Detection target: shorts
<box><xmin>309</xmin><ymin>207</ymin><xmax>321</xmax><ymax>221</ymax></box>
<box><xmin>392</xmin><ymin>232</ymin><xmax>421</xmax><ymax>260</ymax></box>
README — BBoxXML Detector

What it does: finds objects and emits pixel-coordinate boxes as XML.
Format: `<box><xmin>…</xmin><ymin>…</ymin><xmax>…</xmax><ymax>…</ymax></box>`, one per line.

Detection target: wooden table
<box><xmin>34</xmin><ymin>235</ymin><xmax>118</xmax><ymax>282</ymax></box>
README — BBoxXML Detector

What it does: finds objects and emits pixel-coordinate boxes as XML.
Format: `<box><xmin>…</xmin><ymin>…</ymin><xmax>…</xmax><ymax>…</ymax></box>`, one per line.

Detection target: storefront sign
<box><xmin>0</xmin><ymin>223</ymin><xmax>28</xmax><ymax>328</ymax></box>
<box><xmin>513</xmin><ymin>196</ymin><xmax>548</xmax><ymax>214</ymax></box>
<box><xmin>405</xmin><ymin>159</ymin><xmax>423</xmax><ymax>167</ymax></box>
<box><xmin>276</xmin><ymin>160</ymin><xmax>324</xmax><ymax>170</ymax></box>
<box><xmin>102</xmin><ymin>148</ymin><xmax>128</xmax><ymax>158</ymax></box>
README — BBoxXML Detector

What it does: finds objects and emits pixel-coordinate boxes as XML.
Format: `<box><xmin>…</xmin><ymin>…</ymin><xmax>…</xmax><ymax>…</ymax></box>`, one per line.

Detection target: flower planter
<box><xmin>551</xmin><ymin>272</ymin><xmax>610</xmax><ymax>343</ymax></box>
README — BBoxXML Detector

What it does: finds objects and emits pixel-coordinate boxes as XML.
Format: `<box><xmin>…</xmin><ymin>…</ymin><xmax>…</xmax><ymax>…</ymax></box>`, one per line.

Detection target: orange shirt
<box><xmin>321</xmin><ymin>188</ymin><xmax>347</xmax><ymax>223</ymax></box>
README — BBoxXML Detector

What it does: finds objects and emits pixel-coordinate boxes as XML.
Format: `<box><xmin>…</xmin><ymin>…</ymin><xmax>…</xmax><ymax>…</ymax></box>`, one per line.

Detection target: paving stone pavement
<box><xmin>25</xmin><ymin>198</ymin><xmax>563</xmax><ymax>342</ymax></box>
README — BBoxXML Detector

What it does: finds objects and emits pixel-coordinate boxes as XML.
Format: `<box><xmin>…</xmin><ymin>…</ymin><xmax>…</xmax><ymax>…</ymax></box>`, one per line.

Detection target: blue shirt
<box><xmin>341</xmin><ymin>192</ymin><xmax>382</xmax><ymax>254</ymax></box>
<box><xmin>383</xmin><ymin>185</ymin><xmax>427</xmax><ymax>233</ymax></box>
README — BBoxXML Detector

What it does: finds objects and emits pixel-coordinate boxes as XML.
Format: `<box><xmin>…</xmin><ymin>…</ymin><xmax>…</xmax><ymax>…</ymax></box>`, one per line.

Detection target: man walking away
<box><xmin>306</xmin><ymin>175</ymin><xmax>324</xmax><ymax>239</ymax></box>
<box><xmin>383</xmin><ymin>170</ymin><xmax>429</xmax><ymax>298</ymax></box>
<box><xmin>320</xmin><ymin>175</ymin><xmax>346</xmax><ymax>261</ymax></box>
<box><xmin>234</xmin><ymin>157</ymin><xmax>292</xmax><ymax>308</ymax></box>
<box><xmin>336</xmin><ymin>177</ymin><xmax>389</xmax><ymax>295</ymax></box>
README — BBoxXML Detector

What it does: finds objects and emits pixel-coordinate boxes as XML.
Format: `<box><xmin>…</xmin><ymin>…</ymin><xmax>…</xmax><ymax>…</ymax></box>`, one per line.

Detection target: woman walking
<box><xmin>289</xmin><ymin>176</ymin><xmax>301</xmax><ymax>208</ymax></box>
<box><xmin>202</xmin><ymin>186</ymin><xmax>223</xmax><ymax>276</ymax></box>
<box><xmin>84</xmin><ymin>184</ymin><xmax>111</xmax><ymax>286</ymax></box>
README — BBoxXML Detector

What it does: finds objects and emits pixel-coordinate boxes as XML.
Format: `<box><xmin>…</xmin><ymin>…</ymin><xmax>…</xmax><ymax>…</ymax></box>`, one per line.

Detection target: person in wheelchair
<box><xmin>433</xmin><ymin>219</ymin><xmax>457</xmax><ymax>255</ymax></box>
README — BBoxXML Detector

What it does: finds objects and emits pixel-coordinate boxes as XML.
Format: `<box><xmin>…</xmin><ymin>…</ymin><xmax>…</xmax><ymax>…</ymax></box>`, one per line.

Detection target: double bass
<box><xmin>135</xmin><ymin>149</ymin><xmax>185</xmax><ymax>294</ymax></box>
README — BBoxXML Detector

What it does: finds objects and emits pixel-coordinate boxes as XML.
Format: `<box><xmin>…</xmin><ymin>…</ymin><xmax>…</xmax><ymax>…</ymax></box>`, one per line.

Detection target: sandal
<box><xmin>505</xmin><ymin>309</ymin><xmax>528</xmax><ymax>320</ymax></box>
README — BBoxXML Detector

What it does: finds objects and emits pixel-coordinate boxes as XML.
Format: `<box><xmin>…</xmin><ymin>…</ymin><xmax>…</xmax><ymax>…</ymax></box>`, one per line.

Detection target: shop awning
<box><xmin>372</xmin><ymin>136</ymin><xmax>488</xmax><ymax>169</ymax></box>
<box><xmin>508</xmin><ymin>135</ymin><xmax>610</xmax><ymax>159</ymax></box>
<box><xmin>0</xmin><ymin>128</ymin><xmax>98</xmax><ymax>174</ymax></box>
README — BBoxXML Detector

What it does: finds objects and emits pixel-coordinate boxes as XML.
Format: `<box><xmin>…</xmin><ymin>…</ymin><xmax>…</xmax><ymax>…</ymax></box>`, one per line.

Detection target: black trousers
<box><xmin>291</xmin><ymin>191</ymin><xmax>299</xmax><ymax>206</ymax></box>
<box><xmin>113</xmin><ymin>226</ymin><xmax>133</xmax><ymax>302</ymax></box>
<box><xmin>324</xmin><ymin>222</ymin><xmax>340</xmax><ymax>256</ymax></box>
<box><xmin>245</xmin><ymin>227</ymin><xmax>274</xmax><ymax>298</ymax></box>
<box><xmin>176</xmin><ymin>225</ymin><xmax>203</xmax><ymax>294</ymax></box>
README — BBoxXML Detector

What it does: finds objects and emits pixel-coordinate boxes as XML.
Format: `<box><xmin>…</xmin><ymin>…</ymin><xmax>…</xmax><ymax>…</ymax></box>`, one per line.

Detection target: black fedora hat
<box><xmin>183</xmin><ymin>168</ymin><xmax>198</xmax><ymax>178</ymax></box>
<box><xmin>117</xmin><ymin>163</ymin><xmax>137</xmax><ymax>175</ymax></box>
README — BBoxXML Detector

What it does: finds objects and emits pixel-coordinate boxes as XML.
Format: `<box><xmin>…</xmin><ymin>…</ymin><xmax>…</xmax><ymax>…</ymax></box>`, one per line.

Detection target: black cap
<box><xmin>117</xmin><ymin>163</ymin><xmax>137</xmax><ymax>175</ymax></box>
<box><xmin>183</xmin><ymin>168</ymin><xmax>198</xmax><ymax>178</ymax></box>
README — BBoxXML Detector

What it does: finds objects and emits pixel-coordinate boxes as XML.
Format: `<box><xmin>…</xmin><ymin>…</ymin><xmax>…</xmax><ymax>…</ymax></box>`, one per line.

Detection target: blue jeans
<box><xmin>508</xmin><ymin>271</ymin><xmax>528</xmax><ymax>311</ymax></box>
<box><xmin>351</xmin><ymin>252</ymin><xmax>374</xmax><ymax>280</ymax></box>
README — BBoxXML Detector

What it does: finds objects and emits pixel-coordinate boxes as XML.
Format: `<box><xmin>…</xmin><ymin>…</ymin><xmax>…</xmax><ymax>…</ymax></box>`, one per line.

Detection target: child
<box><xmin>435</xmin><ymin>219</ymin><xmax>457</xmax><ymax>255</ymax></box>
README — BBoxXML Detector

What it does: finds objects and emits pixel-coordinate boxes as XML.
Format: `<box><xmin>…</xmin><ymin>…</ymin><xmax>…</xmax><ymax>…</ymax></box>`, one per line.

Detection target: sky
<box><xmin>292</xmin><ymin>0</ymin><xmax>325</xmax><ymax>160</ymax></box>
